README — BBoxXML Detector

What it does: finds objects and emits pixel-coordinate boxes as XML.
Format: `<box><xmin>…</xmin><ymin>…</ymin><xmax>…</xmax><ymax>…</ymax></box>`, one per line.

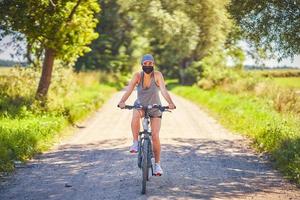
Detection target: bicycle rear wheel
<box><xmin>141</xmin><ymin>139</ymin><xmax>149</xmax><ymax>194</ymax></box>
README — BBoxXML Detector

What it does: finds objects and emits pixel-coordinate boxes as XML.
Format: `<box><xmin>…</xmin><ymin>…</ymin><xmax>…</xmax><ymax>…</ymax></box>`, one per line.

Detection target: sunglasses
<box><xmin>142</xmin><ymin>61</ymin><xmax>154</xmax><ymax>66</ymax></box>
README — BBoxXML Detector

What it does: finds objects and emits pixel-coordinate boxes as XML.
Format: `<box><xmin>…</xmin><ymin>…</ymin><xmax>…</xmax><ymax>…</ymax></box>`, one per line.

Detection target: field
<box><xmin>247</xmin><ymin>69</ymin><xmax>300</xmax><ymax>90</ymax></box>
<box><xmin>249</xmin><ymin>69</ymin><xmax>300</xmax><ymax>77</ymax></box>
<box><xmin>0</xmin><ymin>67</ymin><xmax>13</xmax><ymax>75</ymax></box>
<box><xmin>272</xmin><ymin>77</ymin><xmax>300</xmax><ymax>89</ymax></box>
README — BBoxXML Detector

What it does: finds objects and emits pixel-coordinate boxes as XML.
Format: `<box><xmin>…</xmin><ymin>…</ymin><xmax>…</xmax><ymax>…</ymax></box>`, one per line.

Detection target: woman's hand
<box><xmin>168</xmin><ymin>103</ymin><xmax>176</xmax><ymax>109</ymax></box>
<box><xmin>118</xmin><ymin>101</ymin><xmax>126</xmax><ymax>109</ymax></box>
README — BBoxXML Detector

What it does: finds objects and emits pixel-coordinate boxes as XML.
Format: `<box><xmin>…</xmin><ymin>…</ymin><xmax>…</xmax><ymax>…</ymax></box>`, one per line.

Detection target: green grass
<box><xmin>0</xmin><ymin>70</ymin><xmax>117</xmax><ymax>172</ymax></box>
<box><xmin>172</xmin><ymin>85</ymin><xmax>300</xmax><ymax>185</ymax></box>
<box><xmin>62</xmin><ymin>84</ymin><xmax>116</xmax><ymax>123</ymax></box>
<box><xmin>272</xmin><ymin>77</ymin><xmax>300</xmax><ymax>89</ymax></box>
<box><xmin>0</xmin><ymin>115</ymin><xmax>67</xmax><ymax>171</ymax></box>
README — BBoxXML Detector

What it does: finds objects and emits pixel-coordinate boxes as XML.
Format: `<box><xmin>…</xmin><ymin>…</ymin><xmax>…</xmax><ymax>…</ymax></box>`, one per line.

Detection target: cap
<box><xmin>141</xmin><ymin>54</ymin><xmax>154</xmax><ymax>65</ymax></box>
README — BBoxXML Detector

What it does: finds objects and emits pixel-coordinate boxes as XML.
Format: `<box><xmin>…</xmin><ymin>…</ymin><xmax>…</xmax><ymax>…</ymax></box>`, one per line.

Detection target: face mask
<box><xmin>142</xmin><ymin>66</ymin><xmax>154</xmax><ymax>74</ymax></box>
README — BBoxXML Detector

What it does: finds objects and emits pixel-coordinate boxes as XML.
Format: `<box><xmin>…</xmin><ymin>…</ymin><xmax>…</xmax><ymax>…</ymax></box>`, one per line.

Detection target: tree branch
<box><xmin>49</xmin><ymin>0</ymin><xmax>56</xmax><ymax>7</ymax></box>
<box><xmin>67</xmin><ymin>0</ymin><xmax>83</xmax><ymax>23</ymax></box>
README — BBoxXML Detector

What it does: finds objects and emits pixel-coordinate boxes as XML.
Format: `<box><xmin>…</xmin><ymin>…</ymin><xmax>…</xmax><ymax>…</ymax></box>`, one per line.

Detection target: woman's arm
<box><xmin>118</xmin><ymin>72</ymin><xmax>139</xmax><ymax>108</ymax></box>
<box><xmin>156</xmin><ymin>72</ymin><xmax>176</xmax><ymax>109</ymax></box>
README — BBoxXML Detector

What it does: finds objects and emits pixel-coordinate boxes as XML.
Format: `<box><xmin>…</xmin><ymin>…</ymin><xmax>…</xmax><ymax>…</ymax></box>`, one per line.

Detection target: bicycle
<box><xmin>118</xmin><ymin>104</ymin><xmax>171</xmax><ymax>194</ymax></box>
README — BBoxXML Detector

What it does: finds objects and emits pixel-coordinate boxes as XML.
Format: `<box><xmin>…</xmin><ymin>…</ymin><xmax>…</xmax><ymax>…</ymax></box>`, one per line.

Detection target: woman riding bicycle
<box><xmin>118</xmin><ymin>54</ymin><xmax>176</xmax><ymax>176</ymax></box>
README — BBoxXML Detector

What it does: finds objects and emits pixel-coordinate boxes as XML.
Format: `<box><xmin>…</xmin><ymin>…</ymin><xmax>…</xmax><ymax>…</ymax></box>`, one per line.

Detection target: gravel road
<box><xmin>0</xmin><ymin>91</ymin><xmax>299</xmax><ymax>200</ymax></box>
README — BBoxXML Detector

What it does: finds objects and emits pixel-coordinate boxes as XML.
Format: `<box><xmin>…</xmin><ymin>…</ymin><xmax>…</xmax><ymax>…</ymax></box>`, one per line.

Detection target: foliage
<box><xmin>228</xmin><ymin>0</ymin><xmax>300</xmax><ymax>60</ymax></box>
<box><xmin>197</xmin><ymin>52</ymin><xmax>242</xmax><ymax>89</ymax></box>
<box><xmin>179</xmin><ymin>61</ymin><xmax>203</xmax><ymax>85</ymax></box>
<box><xmin>75</xmin><ymin>0</ymin><xmax>135</xmax><ymax>73</ymax></box>
<box><xmin>0</xmin><ymin>67</ymin><xmax>116</xmax><ymax>172</ymax></box>
<box><xmin>115</xmin><ymin>0</ymin><xmax>232</xmax><ymax>82</ymax></box>
<box><xmin>0</xmin><ymin>0</ymin><xmax>100</xmax><ymax>65</ymax></box>
<box><xmin>0</xmin><ymin>0</ymin><xmax>101</xmax><ymax>98</ymax></box>
<box><xmin>172</xmin><ymin>86</ymin><xmax>300</xmax><ymax>185</ymax></box>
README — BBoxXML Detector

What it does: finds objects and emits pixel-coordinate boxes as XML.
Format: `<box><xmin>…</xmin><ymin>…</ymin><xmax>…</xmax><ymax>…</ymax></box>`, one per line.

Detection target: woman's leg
<box><xmin>131</xmin><ymin>109</ymin><xmax>144</xmax><ymax>141</ymax></box>
<box><xmin>150</xmin><ymin>117</ymin><xmax>162</xmax><ymax>163</ymax></box>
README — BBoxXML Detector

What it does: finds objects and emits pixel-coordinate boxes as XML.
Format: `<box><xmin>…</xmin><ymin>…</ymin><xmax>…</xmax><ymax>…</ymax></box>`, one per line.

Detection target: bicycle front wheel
<box><xmin>141</xmin><ymin>139</ymin><xmax>149</xmax><ymax>194</ymax></box>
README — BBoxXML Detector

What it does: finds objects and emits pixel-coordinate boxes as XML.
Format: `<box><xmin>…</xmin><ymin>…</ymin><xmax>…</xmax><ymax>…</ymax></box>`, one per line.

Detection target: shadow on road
<box><xmin>0</xmin><ymin>138</ymin><xmax>291</xmax><ymax>200</ymax></box>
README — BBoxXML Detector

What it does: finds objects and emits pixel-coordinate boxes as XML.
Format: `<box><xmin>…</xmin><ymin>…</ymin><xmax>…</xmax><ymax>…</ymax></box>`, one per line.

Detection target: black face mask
<box><xmin>142</xmin><ymin>66</ymin><xmax>154</xmax><ymax>74</ymax></box>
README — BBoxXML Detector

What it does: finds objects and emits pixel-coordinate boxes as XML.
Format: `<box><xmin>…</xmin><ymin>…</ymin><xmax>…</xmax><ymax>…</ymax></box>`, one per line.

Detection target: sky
<box><xmin>239</xmin><ymin>41</ymin><xmax>300</xmax><ymax>68</ymax></box>
<box><xmin>244</xmin><ymin>55</ymin><xmax>300</xmax><ymax>68</ymax></box>
<box><xmin>1</xmin><ymin>36</ymin><xmax>300</xmax><ymax>68</ymax></box>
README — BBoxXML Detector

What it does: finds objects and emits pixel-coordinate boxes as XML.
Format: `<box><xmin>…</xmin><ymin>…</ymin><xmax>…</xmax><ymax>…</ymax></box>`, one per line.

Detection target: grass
<box><xmin>249</xmin><ymin>69</ymin><xmax>300</xmax><ymax>78</ymax></box>
<box><xmin>171</xmin><ymin>85</ymin><xmax>300</xmax><ymax>185</ymax></box>
<box><xmin>0</xmin><ymin>67</ymin><xmax>13</xmax><ymax>75</ymax></box>
<box><xmin>0</xmin><ymin>69</ymin><xmax>117</xmax><ymax>172</ymax></box>
<box><xmin>272</xmin><ymin>77</ymin><xmax>300</xmax><ymax>89</ymax></box>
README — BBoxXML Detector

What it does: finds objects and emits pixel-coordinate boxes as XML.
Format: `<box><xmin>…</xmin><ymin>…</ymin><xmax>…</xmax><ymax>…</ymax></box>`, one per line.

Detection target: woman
<box><xmin>118</xmin><ymin>54</ymin><xmax>176</xmax><ymax>176</ymax></box>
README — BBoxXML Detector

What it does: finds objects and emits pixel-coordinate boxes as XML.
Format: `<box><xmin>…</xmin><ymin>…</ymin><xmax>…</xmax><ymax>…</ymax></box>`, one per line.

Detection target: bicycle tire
<box><xmin>147</xmin><ymin>139</ymin><xmax>153</xmax><ymax>180</ymax></box>
<box><xmin>141</xmin><ymin>139</ymin><xmax>149</xmax><ymax>194</ymax></box>
<box><xmin>138</xmin><ymin>140</ymin><xmax>142</xmax><ymax>168</ymax></box>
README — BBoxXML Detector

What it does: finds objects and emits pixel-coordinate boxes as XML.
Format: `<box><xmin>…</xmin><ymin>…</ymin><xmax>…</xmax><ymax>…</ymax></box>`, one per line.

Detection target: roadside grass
<box><xmin>0</xmin><ymin>68</ymin><xmax>117</xmax><ymax>172</ymax></box>
<box><xmin>249</xmin><ymin>69</ymin><xmax>300</xmax><ymax>78</ymax></box>
<box><xmin>171</xmin><ymin>85</ymin><xmax>300</xmax><ymax>185</ymax></box>
<box><xmin>272</xmin><ymin>77</ymin><xmax>300</xmax><ymax>89</ymax></box>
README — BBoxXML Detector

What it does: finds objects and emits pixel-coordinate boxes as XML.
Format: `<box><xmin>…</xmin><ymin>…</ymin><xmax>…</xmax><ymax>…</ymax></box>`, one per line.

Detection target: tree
<box><xmin>228</xmin><ymin>0</ymin><xmax>300</xmax><ymax>60</ymax></box>
<box><xmin>118</xmin><ymin>0</ymin><xmax>232</xmax><ymax>83</ymax></box>
<box><xmin>75</xmin><ymin>0</ymin><xmax>135</xmax><ymax>73</ymax></box>
<box><xmin>0</xmin><ymin>0</ymin><xmax>100</xmax><ymax>98</ymax></box>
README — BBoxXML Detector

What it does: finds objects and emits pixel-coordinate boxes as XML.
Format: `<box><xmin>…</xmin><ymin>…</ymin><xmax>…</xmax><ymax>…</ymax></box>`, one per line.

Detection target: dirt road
<box><xmin>1</xmin><ymin>91</ymin><xmax>299</xmax><ymax>200</ymax></box>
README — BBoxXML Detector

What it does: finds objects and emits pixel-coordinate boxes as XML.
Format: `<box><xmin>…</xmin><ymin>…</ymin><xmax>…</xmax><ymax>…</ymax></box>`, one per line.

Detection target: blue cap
<box><xmin>141</xmin><ymin>54</ymin><xmax>154</xmax><ymax>65</ymax></box>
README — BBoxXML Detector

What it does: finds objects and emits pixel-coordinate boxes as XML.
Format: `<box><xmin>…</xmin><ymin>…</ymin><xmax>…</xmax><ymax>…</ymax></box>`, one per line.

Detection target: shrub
<box><xmin>0</xmin><ymin>66</ymin><xmax>117</xmax><ymax>172</ymax></box>
<box><xmin>272</xmin><ymin>89</ymin><xmax>300</xmax><ymax>114</ymax></box>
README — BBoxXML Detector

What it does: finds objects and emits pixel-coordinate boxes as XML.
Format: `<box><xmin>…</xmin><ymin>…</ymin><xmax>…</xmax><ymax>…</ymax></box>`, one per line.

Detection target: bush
<box><xmin>0</xmin><ymin>66</ymin><xmax>117</xmax><ymax>172</ymax></box>
<box><xmin>272</xmin><ymin>89</ymin><xmax>300</xmax><ymax>114</ymax></box>
<box><xmin>197</xmin><ymin>66</ymin><xmax>251</xmax><ymax>90</ymax></box>
<box><xmin>179</xmin><ymin>61</ymin><xmax>202</xmax><ymax>85</ymax></box>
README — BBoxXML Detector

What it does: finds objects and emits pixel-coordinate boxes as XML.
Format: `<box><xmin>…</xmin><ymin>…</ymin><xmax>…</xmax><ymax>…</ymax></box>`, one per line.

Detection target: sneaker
<box><xmin>154</xmin><ymin>163</ymin><xmax>163</xmax><ymax>176</ymax></box>
<box><xmin>129</xmin><ymin>141</ymin><xmax>138</xmax><ymax>153</ymax></box>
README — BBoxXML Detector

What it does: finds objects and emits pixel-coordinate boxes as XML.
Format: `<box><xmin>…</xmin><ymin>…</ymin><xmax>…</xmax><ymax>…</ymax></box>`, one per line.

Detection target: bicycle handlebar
<box><xmin>118</xmin><ymin>104</ymin><xmax>174</xmax><ymax>112</ymax></box>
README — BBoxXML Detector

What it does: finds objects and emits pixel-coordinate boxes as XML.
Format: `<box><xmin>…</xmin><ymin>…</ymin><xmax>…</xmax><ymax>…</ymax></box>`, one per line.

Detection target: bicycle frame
<box><xmin>118</xmin><ymin>104</ymin><xmax>172</xmax><ymax>194</ymax></box>
<box><xmin>138</xmin><ymin>107</ymin><xmax>154</xmax><ymax>172</ymax></box>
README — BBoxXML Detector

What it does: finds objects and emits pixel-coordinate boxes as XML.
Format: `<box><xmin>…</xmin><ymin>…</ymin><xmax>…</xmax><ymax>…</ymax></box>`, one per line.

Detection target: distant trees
<box><xmin>0</xmin><ymin>59</ymin><xmax>27</xmax><ymax>67</ymax></box>
<box><xmin>117</xmin><ymin>0</ymin><xmax>232</xmax><ymax>84</ymax></box>
<box><xmin>76</xmin><ymin>0</ymin><xmax>233</xmax><ymax>84</ymax></box>
<box><xmin>75</xmin><ymin>0</ymin><xmax>135</xmax><ymax>73</ymax></box>
<box><xmin>1</xmin><ymin>0</ymin><xmax>299</xmax><ymax>90</ymax></box>
<box><xmin>0</xmin><ymin>0</ymin><xmax>100</xmax><ymax>98</ymax></box>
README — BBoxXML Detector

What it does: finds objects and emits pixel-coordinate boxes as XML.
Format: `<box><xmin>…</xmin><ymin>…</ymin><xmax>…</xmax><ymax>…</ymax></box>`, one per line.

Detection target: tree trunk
<box><xmin>36</xmin><ymin>48</ymin><xmax>55</xmax><ymax>99</ymax></box>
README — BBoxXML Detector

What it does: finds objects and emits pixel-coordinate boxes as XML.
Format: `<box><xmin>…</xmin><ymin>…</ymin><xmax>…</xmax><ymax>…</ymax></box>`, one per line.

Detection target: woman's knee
<box><xmin>152</xmin><ymin>131</ymin><xmax>160</xmax><ymax>142</ymax></box>
<box><xmin>132</xmin><ymin>110</ymin><xmax>141</xmax><ymax>120</ymax></box>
